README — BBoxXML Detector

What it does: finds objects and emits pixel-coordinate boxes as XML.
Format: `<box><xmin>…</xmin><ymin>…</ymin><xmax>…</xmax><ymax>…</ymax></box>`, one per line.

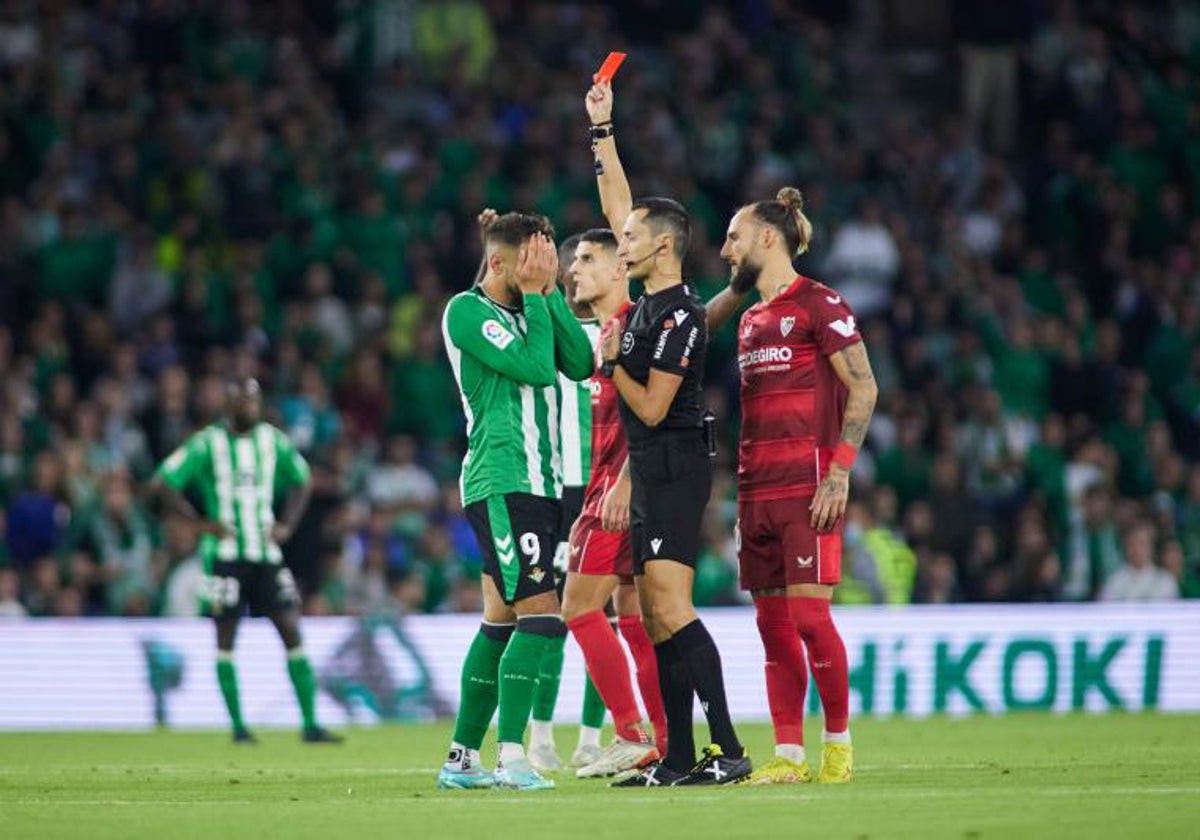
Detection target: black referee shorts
<box><xmin>628</xmin><ymin>429</ymin><xmax>713</xmax><ymax>573</ymax></box>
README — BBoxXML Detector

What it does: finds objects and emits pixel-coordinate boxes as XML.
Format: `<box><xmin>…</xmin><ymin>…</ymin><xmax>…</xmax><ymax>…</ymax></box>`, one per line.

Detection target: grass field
<box><xmin>1</xmin><ymin>715</ymin><xmax>1197</xmax><ymax>839</ymax></box>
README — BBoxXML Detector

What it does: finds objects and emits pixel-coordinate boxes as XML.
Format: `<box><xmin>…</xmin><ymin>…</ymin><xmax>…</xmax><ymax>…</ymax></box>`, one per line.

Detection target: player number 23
<box><xmin>208</xmin><ymin>576</ymin><xmax>240</xmax><ymax>607</ymax></box>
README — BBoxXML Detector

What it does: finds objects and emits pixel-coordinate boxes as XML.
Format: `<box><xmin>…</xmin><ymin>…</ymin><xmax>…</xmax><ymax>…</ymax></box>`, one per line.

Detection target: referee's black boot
<box><xmin>301</xmin><ymin>726</ymin><xmax>344</xmax><ymax>744</ymax></box>
<box><xmin>675</xmin><ymin>745</ymin><xmax>752</xmax><ymax>786</ymax></box>
<box><xmin>610</xmin><ymin>761</ymin><xmax>686</xmax><ymax>788</ymax></box>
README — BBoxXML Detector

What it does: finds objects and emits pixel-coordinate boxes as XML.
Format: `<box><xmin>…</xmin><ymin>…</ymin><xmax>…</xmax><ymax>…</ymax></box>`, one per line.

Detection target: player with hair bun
<box><xmin>712</xmin><ymin>186</ymin><xmax>879</xmax><ymax>786</ymax></box>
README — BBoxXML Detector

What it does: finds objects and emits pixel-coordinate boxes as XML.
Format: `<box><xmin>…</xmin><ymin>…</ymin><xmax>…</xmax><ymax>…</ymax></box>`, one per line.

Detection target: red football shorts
<box><xmin>736</xmin><ymin>495</ymin><xmax>842</xmax><ymax>590</ymax></box>
<box><xmin>568</xmin><ymin>476</ymin><xmax>633</xmax><ymax>580</ymax></box>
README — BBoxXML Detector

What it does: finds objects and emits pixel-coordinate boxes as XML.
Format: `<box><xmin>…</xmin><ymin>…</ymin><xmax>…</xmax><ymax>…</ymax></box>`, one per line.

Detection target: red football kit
<box><xmin>568</xmin><ymin>302</ymin><xmax>633</xmax><ymax>580</ymax></box>
<box><xmin>736</xmin><ymin>275</ymin><xmax>861</xmax><ymax>590</ymax></box>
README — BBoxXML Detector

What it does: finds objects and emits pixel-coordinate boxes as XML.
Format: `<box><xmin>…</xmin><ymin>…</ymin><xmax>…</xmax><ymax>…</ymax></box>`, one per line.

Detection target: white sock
<box><xmin>776</xmin><ymin>743</ymin><xmax>806</xmax><ymax>764</ymax></box>
<box><xmin>498</xmin><ymin>741</ymin><xmax>526</xmax><ymax>765</ymax></box>
<box><xmin>577</xmin><ymin>725</ymin><xmax>602</xmax><ymax>750</ymax></box>
<box><xmin>530</xmin><ymin>719</ymin><xmax>555</xmax><ymax>748</ymax></box>
<box><xmin>823</xmin><ymin>729</ymin><xmax>851</xmax><ymax>745</ymax></box>
<box><xmin>446</xmin><ymin>741</ymin><xmax>474</xmax><ymax>769</ymax></box>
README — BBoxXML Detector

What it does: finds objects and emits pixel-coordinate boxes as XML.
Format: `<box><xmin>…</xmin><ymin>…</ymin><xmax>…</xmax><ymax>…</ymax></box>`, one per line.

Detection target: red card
<box><xmin>594</xmin><ymin>51</ymin><xmax>627</xmax><ymax>84</ymax></box>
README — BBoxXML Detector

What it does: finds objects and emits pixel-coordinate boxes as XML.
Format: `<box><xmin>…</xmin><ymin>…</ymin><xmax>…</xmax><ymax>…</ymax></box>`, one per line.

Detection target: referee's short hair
<box><xmin>630</xmin><ymin>197</ymin><xmax>690</xmax><ymax>260</ymax></box>
<box><xmin>485</xmin><ymin>212</ymin><xmax>556</xmax><ymax>248</ymax></box>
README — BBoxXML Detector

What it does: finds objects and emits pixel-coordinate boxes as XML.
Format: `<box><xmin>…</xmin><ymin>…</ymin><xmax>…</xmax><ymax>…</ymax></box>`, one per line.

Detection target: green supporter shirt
<box><xmin>558</xmin><ymin>319</ymin><xmax>600</xmax><ymax>489</ymax></box>
<box><xmin>155</xmin><ymin>423</ymin><xmax>310</xmax><ymax>568</ymax></box>
<box><xmin>442</xmin><ymin>286</ymin><xmax>592</xmax><ymax>506</ymax></box>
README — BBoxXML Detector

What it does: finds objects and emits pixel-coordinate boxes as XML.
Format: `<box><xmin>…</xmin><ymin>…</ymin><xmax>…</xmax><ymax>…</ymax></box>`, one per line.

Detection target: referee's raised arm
<box><xmin>586</xmin><ymin>81</ymin><xmax>632</xmax><ymax>235</ymax></box>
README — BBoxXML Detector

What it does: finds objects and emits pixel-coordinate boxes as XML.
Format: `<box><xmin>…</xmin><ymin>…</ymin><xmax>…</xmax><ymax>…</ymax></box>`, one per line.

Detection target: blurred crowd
<box><xmin>0</xmin><ymin>0</ymin><xmax>1197</xmax><ymax>618</ymax></box>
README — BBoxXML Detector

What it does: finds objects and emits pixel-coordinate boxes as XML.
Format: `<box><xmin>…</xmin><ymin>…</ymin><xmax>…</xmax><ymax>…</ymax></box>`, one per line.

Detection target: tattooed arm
<box><xmin>810</xmin><ymin>341</ymin><xmax>878</xmax><ymax>531</ymax></box>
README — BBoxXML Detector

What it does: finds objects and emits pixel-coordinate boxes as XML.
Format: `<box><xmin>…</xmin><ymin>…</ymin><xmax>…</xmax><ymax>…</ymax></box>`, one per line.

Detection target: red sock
<box><xmin>755</xmin><ymin>595</ymin><xmax>807</xmax><ymax>745</ymax></box>
<box><xmin>789</xmin><ymin>596</ymin><xmax>849</xmax><ymax>733</ymax></box>
<box><xmin>618</xmin><ymin>614</ymin><xmax>668</xmax><ymax>756</ymax></box>
<box><xmin>568</xmin><ymin>610</ymin><xmax>644</xmax><ymax>742</ymax></box>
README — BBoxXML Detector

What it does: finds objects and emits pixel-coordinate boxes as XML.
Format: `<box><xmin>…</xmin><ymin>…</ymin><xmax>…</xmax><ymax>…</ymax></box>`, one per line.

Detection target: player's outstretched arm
<box><xmin>811</xmin><ymin>341</ymin><xmax>878</xmax><ymax>531</ymax></box>
<box><xmin>586</xmin><ymin>81</ymin><xmax>632</xmax><ymax>234</ymax></box>
<box><xmin>547</xmin><ymin>286</ymin><xmax>596</xmax><ymax>381</ymax></box>
<box><xmin>705</xmin><ymin>286</ymin><xmax>749</xmax><ymax>333</ymax></box>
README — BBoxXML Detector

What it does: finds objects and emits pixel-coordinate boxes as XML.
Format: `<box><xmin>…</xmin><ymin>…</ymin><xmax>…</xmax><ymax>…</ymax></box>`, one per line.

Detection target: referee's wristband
<box><xmin>832</xmin><ymin>441</ymin><xmax>858</xmax><ymax>471</ymax></box>
<box><xmin>589</xmin><ymin>122</ymin><xmax>614</xmax><ymax>140</ymax></box>
<box><xmin>600</xmin><ymin>360</ymin><xmax>616</xmax><ymax>378</ymax></box>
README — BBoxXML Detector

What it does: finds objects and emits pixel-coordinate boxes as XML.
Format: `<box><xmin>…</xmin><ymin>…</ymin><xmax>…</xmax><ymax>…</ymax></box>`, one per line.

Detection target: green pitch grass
<box><xmin>1</xmin><ymin>715</ymin><xmax>1197</xmax><ymax>839</ymax></box>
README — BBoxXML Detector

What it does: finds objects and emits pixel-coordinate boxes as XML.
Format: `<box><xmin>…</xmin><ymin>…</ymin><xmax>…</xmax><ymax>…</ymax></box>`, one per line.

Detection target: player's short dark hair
<box><xmin>747</xmin><ymin>186</ymin><xmax>813</xmax><ymax>256</ymax></box>
<box><xmin>485</xmin><ymin>212</ymin><xmax>556</xmax><ymax>248</ymax></box>
<box><xmin>630</xmin><ymin>197</ymin><xmax>690</xmax><ymax>260</ymax></box>
<box><xmin>559</xmin><ymin>233</ymin><xmax>583</xmax><ymax>256</ymax></box>
<box><xmin>578</xmin><ymin>228</ymin><xmax>618</xmax><ymax>249</ymax></box>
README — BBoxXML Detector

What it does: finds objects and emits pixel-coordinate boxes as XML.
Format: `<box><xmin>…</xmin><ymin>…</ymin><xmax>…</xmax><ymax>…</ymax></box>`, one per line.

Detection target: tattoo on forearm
<box><xmin>843</xmin><ymin>343</ymin><xmax>874</xmax><ymax>382</ymax></box>
<box><xmin>841</xmin><ymin>394</ymin><xmax>875</xmax><ymax>449</ymax></box>
<box><xmin>835</xmin><ymin>343</ymin><xmax>877</xmax><ymax>449</ymax></box>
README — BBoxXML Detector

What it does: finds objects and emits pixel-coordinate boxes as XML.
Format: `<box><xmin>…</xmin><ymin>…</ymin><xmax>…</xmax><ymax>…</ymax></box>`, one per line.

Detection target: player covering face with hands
<box><xmin>711</xmin><ymin>187</ymin><xmax>879</xmax><ymax>785</ymax></box>
<box><xmin>437</xmin><ymin>213</ymin><xmax>594</xmax><ymax>791</ymax></box>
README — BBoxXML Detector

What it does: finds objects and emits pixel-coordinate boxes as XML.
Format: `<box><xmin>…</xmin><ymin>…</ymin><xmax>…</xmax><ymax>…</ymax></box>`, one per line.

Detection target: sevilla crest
<box><xmin>780</xmin><ymin>316</ymin><xmax>795</xmax><ymax>337</ymax></box>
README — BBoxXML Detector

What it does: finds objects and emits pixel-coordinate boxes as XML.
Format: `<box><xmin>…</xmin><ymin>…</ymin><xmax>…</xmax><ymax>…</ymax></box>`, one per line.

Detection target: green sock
<box><xmin>452</xmin><ymin>629</ymin><xmax>508</xmax><ymax>750</ymax></box>
<box><xmin>581</xmin><ymin>673</ymin><xmax>607</xmax><ymax>729</ymax></box>
<box><xmin>286</xmin><ymin>650</ymin><xmax>318</xmax><ymax>732</ymax></box>
<box><xmin>530</xmin><ymin>634</ymin><xmax>565</xmax><ymax>723</ymax></box>
<box><xmin>216</xmin><ymin>655</ymin><xmax>245</xmax><ymax>733</ymax></box>
<box><xmin>498</xmin><ymin>630</ymin><xmax>553</xmax><ymax>744</ymax></box>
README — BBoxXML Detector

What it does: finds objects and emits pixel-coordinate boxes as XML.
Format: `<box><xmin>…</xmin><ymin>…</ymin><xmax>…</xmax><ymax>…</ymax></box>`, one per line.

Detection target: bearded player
<box><xmin>714</xmin><ymin>187</ymin><xmax>878</xmax><ymax>785</ymax></box>
<box><xmin>560</xmin><ymin>228</ymin><xmax>670</xmax><ymax>778</ymax></box>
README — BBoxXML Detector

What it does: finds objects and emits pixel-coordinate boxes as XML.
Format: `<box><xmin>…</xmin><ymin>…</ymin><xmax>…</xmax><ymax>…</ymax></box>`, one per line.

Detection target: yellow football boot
<box><xmin>817</xmin><ymin>742</ymin><xmax>853</xmax><ymax>783</ymax></box>
<box><xmin>739</xmin><ymin>755</ymin><xmax>811</xmax><ymax>785</ymax></box>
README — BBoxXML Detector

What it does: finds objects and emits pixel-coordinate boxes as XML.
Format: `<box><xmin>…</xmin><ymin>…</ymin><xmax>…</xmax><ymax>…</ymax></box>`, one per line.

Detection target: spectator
<box><xmin>66</xmin><ymin>471</ymin><xmax>159</xmax><ymax>616</ymax></box>
<box><xmin>366</xmin><ymin>435</ymin><xmax>439</xmax><ymax>512</ymax></box>
<box><xmin>1100</xmin><ymin>520</ymin><xmax>1179</xmax><ymax>602</ymax></box>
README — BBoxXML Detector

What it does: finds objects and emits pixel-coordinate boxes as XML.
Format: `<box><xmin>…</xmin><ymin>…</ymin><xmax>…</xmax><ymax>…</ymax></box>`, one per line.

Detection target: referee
<box><xmin>588</xmin><ymin>79</ymin><xmax>751</xmax><ymax>787</ymax></box>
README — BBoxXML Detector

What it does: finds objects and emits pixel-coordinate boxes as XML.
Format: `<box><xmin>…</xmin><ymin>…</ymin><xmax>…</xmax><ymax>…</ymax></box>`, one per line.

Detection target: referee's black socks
<box><xmin>672</xmin><ymin>619</ymin><xmax>744</xmax><ymax>760</ymax></box>
<box><xmin>654</xmin><ymin>636</ymin><xmax>697</xmax><ymax>772</ymax></box>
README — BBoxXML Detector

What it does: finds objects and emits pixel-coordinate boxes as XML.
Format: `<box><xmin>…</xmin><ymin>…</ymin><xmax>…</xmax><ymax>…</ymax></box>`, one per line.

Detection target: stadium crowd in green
<box><xmin>0</xmin><ymin>1</ymin><xmax>1197</xmax><ymax>618</ymax></box>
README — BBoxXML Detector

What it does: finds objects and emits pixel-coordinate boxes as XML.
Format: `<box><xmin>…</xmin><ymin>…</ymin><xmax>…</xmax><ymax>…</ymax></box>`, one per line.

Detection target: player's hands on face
<box><xmin>586</xmin><ymin>80</ymin><xmax>613</xmax><ymax>125</ymax></box>
<box><xmin>601</xmin><ymin>318</ymin><xmax>622</xmax><ymax>363</ymax></box>
<box><xmin>515</xmin><ymin>234</ymin><xmax>557</xmax><ymax>294</ymax></box>
<box><xmin>810</xmin><ymin>466</ymin><xmax>850</xmax><ymax>532</ymax></box>
<box><xmin>601</xmin><ymin>474</ymin><xmax>631</xmax><ymax>532</ymax></box>
<box><xmin>477</xmin><ymin>208</ymin><xmax>498</xmax><ymax>245</ymax></box>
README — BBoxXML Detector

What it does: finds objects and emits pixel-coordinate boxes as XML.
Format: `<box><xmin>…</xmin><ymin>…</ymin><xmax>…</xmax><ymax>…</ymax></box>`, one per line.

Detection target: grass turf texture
<box><xmin>1</xmin><ymin>715</ymin><xmax>1197</xmax><ymax>839</ymax></box>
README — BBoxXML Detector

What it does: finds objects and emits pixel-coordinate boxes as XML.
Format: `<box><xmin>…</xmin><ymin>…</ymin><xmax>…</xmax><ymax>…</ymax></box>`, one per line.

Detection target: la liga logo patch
<box><xmin>481</xmin><ymin>319</ymin><xmax>515</xmax><ymax>350</ymax></box>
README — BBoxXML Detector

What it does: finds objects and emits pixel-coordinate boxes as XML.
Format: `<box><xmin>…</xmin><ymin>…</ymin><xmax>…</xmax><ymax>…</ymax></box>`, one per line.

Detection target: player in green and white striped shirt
<box><xmin>151</xmin><ymin>378</ymin><xmax>340</xmax><ymax>745</ymax></box>
<box><xmin>437</xmin><ymin>212</ymin><xmax>594</xmax><ymax>791</ymax></box>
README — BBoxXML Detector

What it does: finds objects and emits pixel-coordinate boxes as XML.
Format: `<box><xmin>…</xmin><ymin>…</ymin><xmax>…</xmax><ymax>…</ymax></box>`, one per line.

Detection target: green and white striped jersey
<box><xmin>442</xmin><ymin>286</ymin><xmax>593</xmax><ymax>506</ymax></box>
<box><xmin>156</xmin><ymin>422</ymin><xmax>310</xmax><ymax>567</ymax></box>
<box><xmin>558</xmin><ymin>319</ymin><xmax>600</xmax><ymax>488</ymax></box>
